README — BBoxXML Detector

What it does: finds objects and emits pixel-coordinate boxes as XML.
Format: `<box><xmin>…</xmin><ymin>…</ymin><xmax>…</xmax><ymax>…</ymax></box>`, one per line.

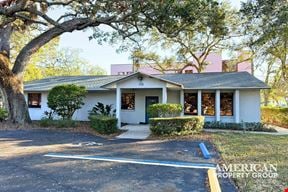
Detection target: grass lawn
<box><xmin>211</xmin><ymin>133</ymin><xmax>288</xmax><ymax>192</ymax></box>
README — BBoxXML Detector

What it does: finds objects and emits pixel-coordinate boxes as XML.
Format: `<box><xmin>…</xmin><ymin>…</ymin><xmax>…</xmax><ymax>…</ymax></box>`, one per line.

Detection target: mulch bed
<box><xmin>0</xmin><ymin>121</ymin><xmax>124</xmax><ymax>139</ymax></box>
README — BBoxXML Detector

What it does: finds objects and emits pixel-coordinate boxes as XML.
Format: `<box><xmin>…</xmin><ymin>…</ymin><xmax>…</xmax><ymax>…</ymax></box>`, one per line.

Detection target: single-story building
<box><xmin>24</xmin><ymin>72</ymin><xmax>269</xmax><ymax>127</ymax></box>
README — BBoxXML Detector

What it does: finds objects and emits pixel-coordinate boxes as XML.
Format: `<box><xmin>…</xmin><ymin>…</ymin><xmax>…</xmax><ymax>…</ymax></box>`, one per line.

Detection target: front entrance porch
<box><xmin>116</xmin><ymin>88</ymin><xmax>178</xmax><ymax>127</ymax></box>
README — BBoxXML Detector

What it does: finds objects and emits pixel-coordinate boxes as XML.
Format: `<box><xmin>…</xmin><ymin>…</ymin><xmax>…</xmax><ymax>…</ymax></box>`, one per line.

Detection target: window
<box><xmin>28</xmin><ymin>93</ymin><xmax>41</xmax><ymax>108</ymax></box>
<box><xmin>221</xmin><ymin>93</ymin><xmax>233</xmax><ymax>116</ymax></box>
<box><xmin>121</xmin><ymin>93</ymin><xmax>135</xmax><ymax>110</ymax></box>
<box><xmin>202</xmin><ymin>93</ymin><xmax>215</xmax><ymax>116</ymax></box>
<box><xmin>184</xmin><ymin>93</ymin><xmax>198</xmax><ymax>115</ymax></box>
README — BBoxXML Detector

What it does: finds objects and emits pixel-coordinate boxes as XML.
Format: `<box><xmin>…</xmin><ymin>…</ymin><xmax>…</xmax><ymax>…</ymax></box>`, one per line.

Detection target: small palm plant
<box><xmin>0</xmin><ymin>108</ymin><xmax>8</xmax><ymax>122</ymax></box>
<box><xmin>89</xmin><ymin>102</ymin><xmax>116</xmax><ymax>117</ymax></box>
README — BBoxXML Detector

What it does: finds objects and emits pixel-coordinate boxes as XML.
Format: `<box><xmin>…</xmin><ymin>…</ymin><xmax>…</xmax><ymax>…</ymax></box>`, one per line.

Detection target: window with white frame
<box><xmin>202</xmin><ymin>92</ymin><xmax>215</xmax><ymax>116</ymax></box>
<box><xmin>28</xmin><ymin>93</ymin><xmax>41</xmax><ymax>108</ymax></box>
<box><xmin>220</xmin><ymin>92</ymin><xmax>233</xmax><ymax>116</ymax></box>
<box><xmin>121</xmin><ymin>93</ymin><xmax>135</xmax><ymax>110</ymax></box>
<box><xmin>184</xmin><ymin>93</ymin><xmax>198</xmax><ymax>115</ymax></box>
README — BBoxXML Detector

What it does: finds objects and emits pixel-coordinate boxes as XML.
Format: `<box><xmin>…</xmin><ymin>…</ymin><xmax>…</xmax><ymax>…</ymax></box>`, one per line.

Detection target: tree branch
<box><xmin>12</xmin><ymin>18</ymin><xmax>100</xmax><ymax>74</ymax></box>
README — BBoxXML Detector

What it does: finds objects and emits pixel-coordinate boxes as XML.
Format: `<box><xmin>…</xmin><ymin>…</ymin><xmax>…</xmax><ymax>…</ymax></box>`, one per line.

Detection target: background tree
<box><xmin>241</xmin><ymin>0</ymin><xmax>288</xmax><ymax>105</ymax></box>
<box><xmin>47</xmin><ymin>84</ymin><xmax>86</xmax><ymax>120</ymax></box>
<box><xmin>10</xmin><ymin>30</ymin><xmax>106</xmax><ymax>81</ymax></box>
<box><xmin>131</xmin><ymin>2</ymin><xmax>239</xmax><ymax>73</ymax></box>
<box><xmin>27</xmin><ymin>47</ymin><xmax>106</xmax><ymax>81</ymax></box>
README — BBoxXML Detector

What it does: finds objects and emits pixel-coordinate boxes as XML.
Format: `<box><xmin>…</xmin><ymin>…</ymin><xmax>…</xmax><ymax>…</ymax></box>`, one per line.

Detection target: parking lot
<box><xmin>0</xmin><ymin>130</ymin><xmax>237</xmax><ymax>192</ymax></box>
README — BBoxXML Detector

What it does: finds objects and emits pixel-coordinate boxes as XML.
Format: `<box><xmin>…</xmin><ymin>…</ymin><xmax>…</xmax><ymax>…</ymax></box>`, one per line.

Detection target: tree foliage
<box><xmin>131</xmin><ymin>2</ymin><xmax>239</xmax><ymax>73</ymax></box>
<box><xmin>47</xmin><ymin>84</ymin><xmax>87</xmax><ymax>120</ymax></box>
<box><xmin>241</xmin><ymin>0</ymin><xmax>288</xmax><ymax>79</ymax></box>
<box><xmin>241</xmin><ymin>0</ymin><xmax>288</xmax><ymax>105</ymax></box>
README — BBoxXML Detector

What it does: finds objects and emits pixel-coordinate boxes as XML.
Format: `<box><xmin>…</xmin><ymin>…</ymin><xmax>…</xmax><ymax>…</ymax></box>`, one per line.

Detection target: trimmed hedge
<box><xmin>89</xmin><ymin>115</ymin><xmax>118</xmax><ymax>134</ymax></box>
<box><xmin>148</xmin><ymin>103</ymin><xmax>182</xmax><ymax>118</ymax></box>
<box><xmin>204</xmin><ymin>121</ymin><xmax>276</xmax><ymax>132</ymax></box>
<box><xmin>149</xmin><ymin>116</ymin><xmax>204</xmax><ymax>136</ymax></box>
<box><xmin>261</xmin><ymin>106</ymin><xmax>288</xmax><ymax>128</ymax></box>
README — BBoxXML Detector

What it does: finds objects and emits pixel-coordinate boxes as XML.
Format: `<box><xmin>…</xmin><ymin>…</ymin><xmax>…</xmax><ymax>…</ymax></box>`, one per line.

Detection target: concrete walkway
<box><xmin>116</xmin><ymin>124</ymin><xmax>151</xmax><ymax>139</ymax></box>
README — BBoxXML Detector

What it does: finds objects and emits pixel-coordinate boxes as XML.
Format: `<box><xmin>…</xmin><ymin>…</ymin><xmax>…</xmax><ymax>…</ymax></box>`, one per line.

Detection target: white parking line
<box><xmin>44</xmin><ymin>153</ymin><xmax>216</xmax><ymax>169</ymax></box>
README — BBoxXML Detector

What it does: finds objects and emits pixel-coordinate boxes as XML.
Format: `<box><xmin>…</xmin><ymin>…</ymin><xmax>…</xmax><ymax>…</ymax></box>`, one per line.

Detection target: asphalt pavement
<box><xmin>0</xmin><ymin>129</ymin><xmax>237</xmax><ymax>192</ymax></box>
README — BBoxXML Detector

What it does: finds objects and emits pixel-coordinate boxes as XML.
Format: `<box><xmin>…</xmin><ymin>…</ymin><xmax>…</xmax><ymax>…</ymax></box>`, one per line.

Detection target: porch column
<box><xmin>234</xmin><ymin>90</ymin><xmax>240</xmax><ymax>123</ymax></box>
<box><xmin>216</xmin><ymin>90</ymin><xmax>221</xmax><ymax>122</ymax></box>
<box><xmin>162</xmin><ymin>86</ymin><xmax>167</xmax><ymax>104</ymax></box>
<box><xmin>180</xmin><ymin>90</ymin><xmax>184</xmax><ymax>116</ymax></box>
<box><xmin>197</xmin><ymin>90</ymin><xmax>202</xmax><ymax>116</ymax></box>
<box><xmin>116</xmin><ymin>87</ymin><xmax>121</xmax><ymax>128</ymax></box>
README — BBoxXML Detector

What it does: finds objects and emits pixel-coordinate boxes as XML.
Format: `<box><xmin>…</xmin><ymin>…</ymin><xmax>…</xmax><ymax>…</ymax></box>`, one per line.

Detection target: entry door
<box><xmin>145</xmin><ymin>96</ymin><xmax>159</xmax><ymax>123</ymax></box>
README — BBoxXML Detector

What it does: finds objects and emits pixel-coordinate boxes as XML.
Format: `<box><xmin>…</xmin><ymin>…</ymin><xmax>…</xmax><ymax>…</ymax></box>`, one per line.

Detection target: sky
<box><xmin>58</xmin><ymin>1</ymin><xmax>243</xmax><ymax>75</ymax></box>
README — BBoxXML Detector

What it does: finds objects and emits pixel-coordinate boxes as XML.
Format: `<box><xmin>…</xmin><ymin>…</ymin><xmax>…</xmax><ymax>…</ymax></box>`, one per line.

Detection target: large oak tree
<box><xmin>0</xmin><ymin>0</ymin><xmax>224</xmax><ymax>123</ymax></box>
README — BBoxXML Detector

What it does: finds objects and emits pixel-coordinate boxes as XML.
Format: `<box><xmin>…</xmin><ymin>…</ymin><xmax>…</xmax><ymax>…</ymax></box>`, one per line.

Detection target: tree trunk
<box><xmin>0</xmin><ymin>55</ymin><xmax>31</xmax><ymax>123</ymax></box>
<box><xmin>1</xmin><ymin>82</ymin><xmax>31</xmax><ymax>124</ymax></box>
<box><xmin>0</xmin><ymin>25</ymin><xmax>31</xmax><ymax>124</ymax></box>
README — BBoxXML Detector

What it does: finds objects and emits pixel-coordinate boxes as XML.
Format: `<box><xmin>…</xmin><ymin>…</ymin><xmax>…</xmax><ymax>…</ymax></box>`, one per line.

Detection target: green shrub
<box><xmin>39</xmin><ymin>118</ymin><xmax>77</xmax><ymax>128</ymax></box>
<box><xmin>261</xmin><ymin>106</ymin><xmax>288</xmax><ymax>128</ymax></box>
<box><xmin>148</xmin><ymin>103</ymin><xmax>182</xmax><ymax>118</ymax></box>
<box><xmin>47</xmin><ymin>84</ymin><xmax>87</xmax><ymax>120</ymax></box>
<box><xmin>149</xmin><ymin>116</ymin><xmax>204</xmax><ymax>136</ymax></box>
<box><xmin>204</xmin><ymin>121</ymin><xmax>276</xmax><ymax>132</ymax></box>
<box><xmin>89</xmin><ymin>115</ymin><xmax>118</xmax><ymax>134</ymax></box>
<box><xmin>0</xmin><ymin>108</ymin><xmax>8</xmax><ymax>122</ymax></box>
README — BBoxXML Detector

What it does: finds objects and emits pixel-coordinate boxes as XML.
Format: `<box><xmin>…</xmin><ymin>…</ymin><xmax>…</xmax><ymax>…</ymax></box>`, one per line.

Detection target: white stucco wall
<box><xmin>73</xmin><ymin>91</ymin><xmax>116</xmax><ymax>121</ymax></box>
<box><xmin>26</xmin><ymin>91</ymin><xmax>116</xmax><ymax>121</ymax></box>
<box><xmin>239</xmin><ymin>89</ymin><xmax>261</xmax><ymax>122</ymax></box>
<box><xmin>117</xmin><ymin>76</ymin><xmax>166</xmax><ymax>89</ymax></box>
<box><xmin>25</xmin><ymin>88</ymin><xmax>262</xmax><ymax>123</ymax></box>
<box><xmin>25</xmin><ymin>92</ymin><xmax>49</xmax><ymax>120</ymax></box>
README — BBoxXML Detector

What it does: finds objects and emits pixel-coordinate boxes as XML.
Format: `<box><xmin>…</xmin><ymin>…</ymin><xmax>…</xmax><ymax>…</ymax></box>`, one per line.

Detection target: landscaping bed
<box><xmin>204</xmin><ymin>121</ymin><xmax>277</xmax><ymax>132</ymax></box>
<box><xmin>0</xmin><ymin>121</ymin><xmax>123</xmax><ymax>139</ymax></box>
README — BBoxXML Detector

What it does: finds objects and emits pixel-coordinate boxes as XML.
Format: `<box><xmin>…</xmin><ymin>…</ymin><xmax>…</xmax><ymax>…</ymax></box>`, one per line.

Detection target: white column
<box><xmin>116</xmin><ymin>87</ymin><xmax>121</xmax><ymax>128</ymax></box>
<box><xmin>234</xmin><ymin>90</ymin><xmax>240</xmax><ymax>123</ymax></box>
<box><xmin>162</xmin><ymin>86</ymin><xmax>167</xmax><ymax>104</ymax></box>
<box><xmin>180</xmin><ymin>90</ymin><xmax>184</xmax><ymax>116</ymax></box>
<box><xmin>197</xmin><ymin>90</ymin><xmax>202</xmax><ymax>116</ymax></box>
<box><xmin>216</xmin><ymin>90</ymin><xmax>221</xmax><ymax>122</ymax></box>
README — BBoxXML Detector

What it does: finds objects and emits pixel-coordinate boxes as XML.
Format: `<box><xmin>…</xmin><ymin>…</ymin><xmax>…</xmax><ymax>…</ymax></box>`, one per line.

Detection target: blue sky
<box><xmin>59</xmin><ymin>1</ymin><xmax>243</xmax><ymax>74</ymax></box>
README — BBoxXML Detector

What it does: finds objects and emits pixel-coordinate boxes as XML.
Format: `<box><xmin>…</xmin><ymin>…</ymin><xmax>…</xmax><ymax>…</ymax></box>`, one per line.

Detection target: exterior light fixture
<box><xmin>137</xmin><ymin>75</ymin><xmax>144</xmax><ymax>86</ymax></box>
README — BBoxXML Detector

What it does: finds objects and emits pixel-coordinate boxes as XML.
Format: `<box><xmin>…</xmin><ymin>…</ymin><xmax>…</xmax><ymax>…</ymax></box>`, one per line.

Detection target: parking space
<box><xmin>0</xmin><ymin>130</ymin><xmax>237</xmax><ymax>192</ymax></box>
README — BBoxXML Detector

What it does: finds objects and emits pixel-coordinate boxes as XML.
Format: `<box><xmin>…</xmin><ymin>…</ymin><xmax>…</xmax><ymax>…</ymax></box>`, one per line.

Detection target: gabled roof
<box><xmin>101</xmin><ymin>72</ymin><xmax>183</xmax><ymax>88</ymax></box>
<box><xmin>24</xmin><ymin>72</ymin><xmax>269</xmax><ymax>91</ymax></box>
